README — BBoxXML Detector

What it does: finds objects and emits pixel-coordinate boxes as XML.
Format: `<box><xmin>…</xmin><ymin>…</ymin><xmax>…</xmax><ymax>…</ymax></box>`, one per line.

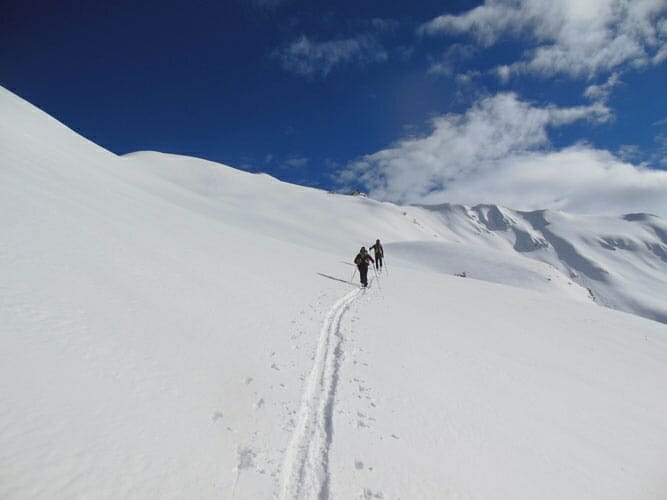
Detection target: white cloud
<box><xmin>617</xmin><ymin>144</ymin><xmax>642</xmax><ymax>162</ymax></box>
<box><xmin>584</xmin><ymin>72</ymin><xmax>622</xmax><ymax>102</ymax></box>
<box><xmin>656</xmin><ymin>18</ymin><xmax>667</xmax><ymax>62</ymax></box>
<box><xmin>284</xmin><ymin>156</ymin><xmax>309</xmax><ymax>168</ymax></box>
<box><xmin>495</xmin><ymin>65</ymin><xmax>512</xmax><ymax>83</ymax></box>
<box><xmin>426</xmin><ymin>60</ymin><xmax>453</xmax><ymax>76</ymax></box>
<box><xmin>274</xmin><ymin>34</ymin><xmax>388</xmax><ymax>78</ymax></box>
<box><xmin>420</xmin><ymin>0</ymin><xmax>667</xmax><ymax>80</ymax></box>
<box><xmin>455</xmin><ymin>70</ymin><xmax>482</xmax><ymax>85</ymax></box>
<box><xmin>419</xmin><ymin>1</ymin><xmax>541</xmax><ymax>46</ymax></box>
<box><xmin>655</xmin><ymin>44</ymin><xmax>667</xmax><ymax>64</ymax></box>
<box><xmin>339</xmin><ymin>93</ymin><xmax>667</xmax><ymax>216</ymax></box>
<box><xmin>653</xmin><ymin>132</ymin><xmax>667</xmax><ymax>168</ymax></box>
<box><xmin>427</xmin><ymin>44</ymin><xmax>478</xmax><ymax>76</ymax></box>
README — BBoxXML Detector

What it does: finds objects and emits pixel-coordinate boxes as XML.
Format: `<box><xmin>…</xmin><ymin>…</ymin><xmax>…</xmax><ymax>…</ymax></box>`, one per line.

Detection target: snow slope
<box><xmin>1</xmin><ymin>86</ymin><xmax>667</xmax><ymax>499</ymax></box>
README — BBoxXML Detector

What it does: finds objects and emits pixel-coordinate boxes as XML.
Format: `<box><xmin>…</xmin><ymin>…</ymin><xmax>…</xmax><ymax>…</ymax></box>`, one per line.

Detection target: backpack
<box><xmin>371</xmin><ymin>243</ymin><xmax>383</xmax><ymax>257</ymax></box>
<box><xmin>355</xmin><ymin>253</ymin><xmax>368</xmax><ymax>266</ymax></box>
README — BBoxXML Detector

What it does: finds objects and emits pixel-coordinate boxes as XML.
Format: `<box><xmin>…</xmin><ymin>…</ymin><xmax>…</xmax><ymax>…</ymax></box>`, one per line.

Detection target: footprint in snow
<box><xmin>237</xmin><ymin>447</ymin><xmax>256</xmax><ymax>470</ymax></box>
<box><xmin>361</xmin><ymin>488</ymin><xmax>384</xmax><ymax>499</ymax></box>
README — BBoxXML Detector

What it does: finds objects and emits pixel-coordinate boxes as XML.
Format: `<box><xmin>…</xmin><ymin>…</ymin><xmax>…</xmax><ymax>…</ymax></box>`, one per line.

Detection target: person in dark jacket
<box><xmin>354</xmin><ymin>247</ymin><xmax>374</xmax><ymax>287</ymax></box>
<box><xmin>369</xmin><ymin>239</ymin><xmax>384</xmax><ymax>271</ymax></box>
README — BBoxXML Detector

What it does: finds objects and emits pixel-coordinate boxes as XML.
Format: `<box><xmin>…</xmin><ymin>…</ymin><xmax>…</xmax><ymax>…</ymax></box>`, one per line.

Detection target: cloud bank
<box><xmin>340</xmin><ymin>93</ymin><xmax>667</xmax><ymax>216</ymax></box>
<box><xmin>421</xmin><ymin>0</ymin><xmax>667</xmax><ymax>80</ymax></box>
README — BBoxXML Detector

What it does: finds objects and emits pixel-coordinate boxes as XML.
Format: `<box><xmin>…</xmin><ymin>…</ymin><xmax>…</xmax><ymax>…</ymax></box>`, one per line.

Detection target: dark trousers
<box><xmin>358</xmin><ymin>265</ymin><xmax>369</xmax><ymax>286</ymax></box>
<box><xmin>374</xmin><ymin>255</ymin><xmax>383</xmax><ymax>269</ymax></box>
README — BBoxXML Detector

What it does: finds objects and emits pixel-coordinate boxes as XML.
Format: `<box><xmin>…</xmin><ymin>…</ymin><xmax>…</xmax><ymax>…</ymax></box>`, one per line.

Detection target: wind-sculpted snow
<box><xmin>520</xmin><ymin>210</ymin><xmax>611</xmax><ymax>282</ymax></box>
<box><xmin>2</xmin><ymin>86</ymin><xmax>667</xmax><ymax>498</ymax></box>
<box><xmin>413</xmin><ymin>203</ymin><xmax>667</xmax><ymax>323</ymax></box>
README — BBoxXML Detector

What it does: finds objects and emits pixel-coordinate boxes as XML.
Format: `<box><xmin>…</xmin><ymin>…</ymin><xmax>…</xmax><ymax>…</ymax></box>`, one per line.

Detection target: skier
<box><xmin>354</xmin><ymin>246</ymin><xmax>374</xmax><ymax>288</ymax></box>
<box><xmin>369</xmin><ymin>239</ymin><xmax>384</xmax><ymax>271</ymax></box>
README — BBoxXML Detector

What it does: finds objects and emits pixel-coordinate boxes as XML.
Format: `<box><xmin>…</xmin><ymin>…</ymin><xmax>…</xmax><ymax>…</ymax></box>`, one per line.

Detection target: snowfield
<box><xmin>1</xmin><ymin>86</ymin><xmax>666</xmax><ymax>499</ymax></box>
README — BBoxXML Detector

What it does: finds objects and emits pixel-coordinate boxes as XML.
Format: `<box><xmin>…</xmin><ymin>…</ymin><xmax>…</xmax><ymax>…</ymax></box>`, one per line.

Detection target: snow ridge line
<box><xmin>279</xmin><ymin>287</ymin><xmax>361</xmax><ymax>500</ymax></box>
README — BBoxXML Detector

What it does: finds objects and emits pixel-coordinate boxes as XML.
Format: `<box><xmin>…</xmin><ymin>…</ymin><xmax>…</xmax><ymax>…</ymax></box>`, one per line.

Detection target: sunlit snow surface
<box><xmin>1</xmin><ymin>87</ymin><xmax>666</xmax><ymax>499</ymax></box>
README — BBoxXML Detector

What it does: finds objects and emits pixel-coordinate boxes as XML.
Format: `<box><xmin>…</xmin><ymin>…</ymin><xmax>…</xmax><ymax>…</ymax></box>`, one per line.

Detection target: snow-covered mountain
<box><xmin>1</xmin><ymin>86</ymin><xmax>666</xmax><ymax>499</ymax></box>
<box><xmin>399</xmin><ymin>203</ymin><xmax>667</xmax><ymax>323</ymax></box>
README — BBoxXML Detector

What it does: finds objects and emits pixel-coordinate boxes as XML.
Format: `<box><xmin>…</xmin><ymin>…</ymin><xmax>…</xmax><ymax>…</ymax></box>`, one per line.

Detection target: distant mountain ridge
<box><xmin>407</xmin><ymin>203</ymin><xmax>667</xmax><ymax>322</ymax></box>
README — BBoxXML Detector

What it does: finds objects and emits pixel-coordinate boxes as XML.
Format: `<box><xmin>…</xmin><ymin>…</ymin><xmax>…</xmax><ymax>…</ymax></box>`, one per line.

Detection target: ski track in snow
<box><xmin>279</xmin><ymin>284</ymin><xmax>365</xmax><ymax>499</ymax></box>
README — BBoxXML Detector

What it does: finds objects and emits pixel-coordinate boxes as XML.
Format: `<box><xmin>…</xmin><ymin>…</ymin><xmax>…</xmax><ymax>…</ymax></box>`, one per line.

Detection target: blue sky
<box><xmin>2</xmin><ymin>0</ymin><xmax>667</xmax><ymax>214</ymax></box>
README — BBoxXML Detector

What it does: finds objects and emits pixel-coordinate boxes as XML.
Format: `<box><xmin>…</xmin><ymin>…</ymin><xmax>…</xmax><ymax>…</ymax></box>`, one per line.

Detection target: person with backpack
<box><xmin>354</xmin><ymin>246</ymin><xmax>374</xmax><ymax>288</ymax></box>
<box><xmin>369</xmin><ymin>239</ymin><xmax>384</xmax><ymax>271</ymax></box>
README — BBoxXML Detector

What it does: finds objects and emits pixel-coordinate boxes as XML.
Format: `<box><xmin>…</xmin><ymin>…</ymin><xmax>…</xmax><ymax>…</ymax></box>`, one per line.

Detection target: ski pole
<box><xmin>372</xmin><ymin>262</ymin><xmax>381</xmax><ymax>289</ymax></box>
<box><xmin>351</xmin><ymin>268</ymin><xmax>357</xmax><ymax>284</ymax></box>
